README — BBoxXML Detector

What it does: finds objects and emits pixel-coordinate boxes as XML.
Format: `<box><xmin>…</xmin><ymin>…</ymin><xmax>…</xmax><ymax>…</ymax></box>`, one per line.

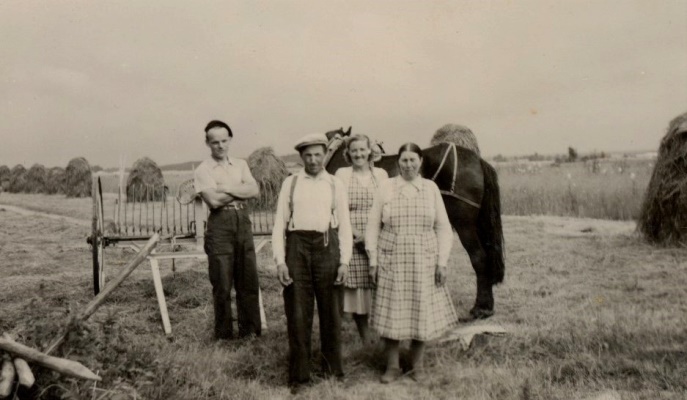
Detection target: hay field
<box><xmin>1</xmin><ymin>194</ymin><xmax>686</xmax><ymax>399</ymax></box>
<box><xmin>497</xmin><ymin>159</ymin><xmax>653</xmax><ymax>220</ymax></box>
<box><xmin>97</xmin><ymin>171</ymin><xmax>193</xmax><ymax>196</ymax></box>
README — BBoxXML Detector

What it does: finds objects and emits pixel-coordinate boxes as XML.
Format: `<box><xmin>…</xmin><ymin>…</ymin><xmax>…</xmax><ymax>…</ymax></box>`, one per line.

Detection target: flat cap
<box><xmin>294</xmin><ymin>133</ymin><xmax>328</xmax><ymax>152</ymax></box>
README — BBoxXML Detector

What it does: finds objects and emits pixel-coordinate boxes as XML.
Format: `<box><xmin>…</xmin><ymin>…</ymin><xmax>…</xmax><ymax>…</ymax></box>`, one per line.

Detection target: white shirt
<box><xmin>271</xmin><ymin>169</ymin><xmax>353</xmax><ymax>266</ymax></box>
<box><xmin>365</xmin><ymin>176</ymin><xmax>453</xmax><ymax>267</ymax></box>
<box><xmin>193</xmin><ymin>156</ymin><xmax>256</xmax><ymax>195</ymax></box>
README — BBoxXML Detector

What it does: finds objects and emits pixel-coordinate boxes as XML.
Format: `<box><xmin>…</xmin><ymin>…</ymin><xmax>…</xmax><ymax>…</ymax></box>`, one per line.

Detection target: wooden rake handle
<box><xmin>45</xmin><ymin>233</ymin><xmax>161</xmax><ymax>355</ymax></box>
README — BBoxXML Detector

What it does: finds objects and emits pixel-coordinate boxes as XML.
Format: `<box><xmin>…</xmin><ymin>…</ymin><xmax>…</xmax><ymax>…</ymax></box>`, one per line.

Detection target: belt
<box><xmin>214</xmin><ymin>203</ymin><xmax>245</xmax><ymax>211</ymax></box>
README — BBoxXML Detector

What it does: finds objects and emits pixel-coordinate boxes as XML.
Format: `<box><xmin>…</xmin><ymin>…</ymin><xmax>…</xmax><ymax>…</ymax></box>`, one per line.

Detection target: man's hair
<box><xmin>204</xmin><ymin>120</ymin><xmax>233</xmax><ymax>140</ymax></box>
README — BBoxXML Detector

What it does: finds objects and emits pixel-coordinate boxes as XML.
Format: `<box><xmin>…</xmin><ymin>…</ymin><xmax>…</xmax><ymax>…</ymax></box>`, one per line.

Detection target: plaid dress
<box><xmin>345</xmin><ymin>172</ymin><xmax>377</xmax><ymax>289</ymax></box>
<box><xmin>371</xmin><ymin>178</ymin><xmax>458</xmax><ymax>340</ymax></box>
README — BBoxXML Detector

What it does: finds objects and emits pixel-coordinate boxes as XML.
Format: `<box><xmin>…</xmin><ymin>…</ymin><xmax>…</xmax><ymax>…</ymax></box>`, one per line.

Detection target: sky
<box><xmin>0</xmin><ymin>0</ymin><xmax>685</xmax><ymax>169</ymax></box>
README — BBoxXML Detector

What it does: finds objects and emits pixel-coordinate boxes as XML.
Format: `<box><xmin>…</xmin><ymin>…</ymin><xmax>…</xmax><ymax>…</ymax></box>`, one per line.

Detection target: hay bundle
<box><xmin>638</xmin><ymin>111</ymin><xmax>687</xmax><ymax>246</ymax></box>
<box><xmin>46</xmin><ymin>167</ymin><xmax>66</xmax><ymax>195</ymax></box>
<box><xmin>126</xmin><ymin>157</ymin><xmax>167</xmax><ymax>202</ymax></box>
<box><xmin>0</xmin><ymin>165</ymin><xmax>9</xmax><ymax>192</ymax></box>
<box><xmin>25</xmin><ymin>164</ymin><xmax>48</xmax><ymax>193</ymax></box>
<box><xmin>8</xmin><ymin>165</ymin><xmax>27</xmax><ymax>193</ymax></box>
<box><xmin>247</xmin><ymin>147</ymin><xmax>289</xmax><ymax>210</ymax></box>
<box><xmin>430</xmin><ymin>123</ymin><xmax>481</xmax><ymax>155</ymax></box>
<box><xmin>64</xmin><ymin>157</ymin><xmax>92</xmax><ymax>198</ymax></box>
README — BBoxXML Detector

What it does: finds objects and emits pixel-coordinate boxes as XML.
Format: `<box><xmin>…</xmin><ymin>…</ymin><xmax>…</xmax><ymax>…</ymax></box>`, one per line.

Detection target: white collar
<box><xmin>398</xmin><ymin>175</ymin><xmax>422</xmax><ymax>190</ymax></box>
<box><xmin>209</xmin><ymin>156</ymin><xmax>233</xmax><ymax>167</ymax></box>
<box><xmin>298</xmin><ymin>168</ymin><xmax>331</xmax><ymax>182</ymax></box>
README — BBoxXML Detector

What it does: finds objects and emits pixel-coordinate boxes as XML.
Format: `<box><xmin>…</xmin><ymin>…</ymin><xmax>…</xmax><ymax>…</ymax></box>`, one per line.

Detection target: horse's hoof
<box><xmin>469</xmin><ymin>308</ymin><xmax>494</xmax><ymax>320</ymax></box>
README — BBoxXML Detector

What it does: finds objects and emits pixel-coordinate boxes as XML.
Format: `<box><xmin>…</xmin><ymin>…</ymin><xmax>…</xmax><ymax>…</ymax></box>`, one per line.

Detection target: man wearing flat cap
<box><xmin>194</xmin><ymin>120</ymin><xmax>262</xmax><ymax>340</ymax></box>
<box><xmin>272</xmin><ymin>133</ymin><xmax>352</xmax><ymax>389</ymax></box>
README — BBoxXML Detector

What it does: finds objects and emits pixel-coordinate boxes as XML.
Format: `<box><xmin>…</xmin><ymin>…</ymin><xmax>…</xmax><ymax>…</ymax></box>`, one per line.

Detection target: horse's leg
<box><xmin>444</xmin><ymin>197</ymin><xmax>494</xmax><ymax>320</ymax></box>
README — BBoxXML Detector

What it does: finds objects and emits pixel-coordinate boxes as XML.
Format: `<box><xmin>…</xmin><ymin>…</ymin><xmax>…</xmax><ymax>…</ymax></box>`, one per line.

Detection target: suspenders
<box><xmin>287</xmin><ymin>174</ymin><xmax>337</xmax><ymax>232</ymax></box>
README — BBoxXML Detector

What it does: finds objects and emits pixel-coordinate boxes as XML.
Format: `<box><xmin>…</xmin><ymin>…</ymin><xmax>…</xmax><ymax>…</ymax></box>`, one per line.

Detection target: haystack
<box><xmin>46</xmin><ymin>167</ymin><xmax>66</xmax><ymax>195</ymax></box>
<box><xmin>638</xmin><ymin>111</ymin><xmax>687</xmax><ymax>246</ymax></box>
<box><xmin>247</xmin><ymin>147</ymin><xmax>290</xmax><ymax>210</ymax></box>
<box><xmin>0</xmin><ymin>165</ymin><xmax>9</xmax><ymax>192</ymax></box>
<box><xmin>126</xmin><ymin>157</ymin><xmax>167</xmax><ymax>202</ymax></box>
<box><xmin>64</xmin><ymin>157</ymin><xmax>92</xmax><ymax>198</ymax></box>
<box><xmin>8</xmin><ymin>165</ymin><xmax>27</xmax><ymax>193</ymax></box>
<box><xmin>430</xmin><ymin>124</ymin><xmax>481</xmax><ymax>155</ymax></box>
<box><xmin>25</xmin><ymin>164</ymin><xmax>48</xmax><ymax>193</ymax></box>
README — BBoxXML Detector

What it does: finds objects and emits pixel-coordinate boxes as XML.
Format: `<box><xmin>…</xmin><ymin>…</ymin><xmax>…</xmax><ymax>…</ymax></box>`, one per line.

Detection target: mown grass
<box><xmin>1</xmin><ymin>195</ymin><xmax>686</xmax><ymax>399</ymax></box>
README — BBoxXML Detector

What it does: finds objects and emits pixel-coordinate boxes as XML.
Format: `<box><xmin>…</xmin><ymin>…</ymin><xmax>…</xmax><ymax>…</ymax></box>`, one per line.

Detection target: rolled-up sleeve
<box><xmin>271</xmin><ymin>176</ymin><xmax>292</xmax><ymax>265</ymax></box>
<box><xmin>193</xmin><ymin>163</ymin><xmax>216</xmax><ymax>194</ymax></box>
<box><xmin>429</xmin><ymin>181</ymin><xmax>453</xmax><ymax>267</ymax></box>
<box><xmin>334</xmin><ymin>177</ymin><xmax>352</xmax><ymax>265</ymax></box>
<box><xmin>240</xmin><ymin>159</ymin><xmax>258</xmax><ymax>185</ymax></box>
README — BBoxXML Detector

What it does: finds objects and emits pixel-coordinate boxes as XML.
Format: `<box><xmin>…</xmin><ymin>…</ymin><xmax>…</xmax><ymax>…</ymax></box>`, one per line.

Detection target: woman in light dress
<box><xmin>334</xmin><ymin>134</ymin><xmax>388</xmax><ymax>344</ymax></box>
<box><xmin>365</xmin><ymin>142</ymin><xmax>458</xmax><ymax>383</ymax></box>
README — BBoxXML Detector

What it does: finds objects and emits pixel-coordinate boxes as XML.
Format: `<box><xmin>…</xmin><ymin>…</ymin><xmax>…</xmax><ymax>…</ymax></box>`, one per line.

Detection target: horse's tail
<box><xmin>477</xmin><ymin>159</ymin><xmax>505</xmax><ymax>285</ymax></box>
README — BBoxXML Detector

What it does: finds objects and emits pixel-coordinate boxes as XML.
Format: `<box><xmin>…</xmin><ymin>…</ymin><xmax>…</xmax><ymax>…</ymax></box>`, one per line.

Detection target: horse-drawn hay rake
<box><xmin>87</xmin><ymin>174</ymin><xmax>275</xmax><ymax>335</ymax></box>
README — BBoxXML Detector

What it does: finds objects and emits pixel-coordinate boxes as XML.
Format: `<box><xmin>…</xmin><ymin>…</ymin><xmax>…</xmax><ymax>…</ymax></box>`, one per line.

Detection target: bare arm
<box><xmin>197</xmin><ymin>160</ymin><xmax>260</xmax><ymax>208</ymax></box>
<box><xmin>219</xmin><ymin>159</ymin><xmax>259</xmax><ymax>199</ymax></box>
<box><xmin>199</xmin><ymin>189</ymin><xmax>236</xmax><ymax>209</ymax></box>
<box><xmin>217</xmin><ymin>181</ymin><xmax>259</xmax><ymax>199</ymax></box>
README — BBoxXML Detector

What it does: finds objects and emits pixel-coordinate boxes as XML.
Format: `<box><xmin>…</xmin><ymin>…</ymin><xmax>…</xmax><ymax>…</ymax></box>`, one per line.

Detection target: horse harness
<box><xmin>323</xmin><ymin>134</ymin><xmax>480</xmax><ymax>209</ymax></box>
<box><xmin>430</xmin><ymin>143</ymin><xmax>480</xmax><ymax>208</ymax></box>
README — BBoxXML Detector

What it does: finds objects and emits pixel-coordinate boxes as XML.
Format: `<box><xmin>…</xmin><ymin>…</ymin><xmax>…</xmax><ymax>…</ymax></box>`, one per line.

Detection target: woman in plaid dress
<box><xmin>365</xmin><ymin>142</ymin><xmax>457</xmax><ymax>383</ymax></box>
<box><xmin>335</xmin><ymin>134</ymin><xmax>388</xmax><ymax>344</ymax></box>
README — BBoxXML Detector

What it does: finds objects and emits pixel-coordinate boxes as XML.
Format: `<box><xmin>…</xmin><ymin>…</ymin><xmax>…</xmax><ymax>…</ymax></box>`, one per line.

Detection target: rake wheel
<box><xmin>91</xmin><ymin>176</ymin><xmax>105</xmax><ymax>295</ymax></box>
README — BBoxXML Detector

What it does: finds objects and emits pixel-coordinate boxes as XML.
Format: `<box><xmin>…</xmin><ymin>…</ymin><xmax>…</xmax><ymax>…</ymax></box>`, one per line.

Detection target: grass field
<box><xmin>1</xmin><ymin>192</ymin><xmax>686</xmax><ymax>399</ymax></box>
<box><xmin>87</xmin><ymin>158</ymin><xmax>654</xmax><ymax>222</ymax></box>
<box><xmin>496</xmin><ymin>158</ymin><xmax>653</xmax><ymax>221</ymax></box>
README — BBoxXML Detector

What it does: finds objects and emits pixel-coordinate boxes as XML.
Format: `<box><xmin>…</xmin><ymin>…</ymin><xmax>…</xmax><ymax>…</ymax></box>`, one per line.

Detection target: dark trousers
<box><xmin>283</xmin><ymin>229</ymin><xmax>343</xmax><ymax>384</ymax></box>
<box><xmin>204</xmin><ymin>208</ymin><xmax>261</xmax><ymax>339</ymax></box>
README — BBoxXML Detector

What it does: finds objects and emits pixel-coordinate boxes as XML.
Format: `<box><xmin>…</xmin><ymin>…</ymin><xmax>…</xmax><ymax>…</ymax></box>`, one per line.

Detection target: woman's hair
<box><xmin>397</xmin><ymin>142</ymin><xmax>423</xmax><ymax>161</ymax></box>
<box><xmin>343</xmin><ymin>134</ymin><xmax>375</xmax><ymax>164</ymax></box>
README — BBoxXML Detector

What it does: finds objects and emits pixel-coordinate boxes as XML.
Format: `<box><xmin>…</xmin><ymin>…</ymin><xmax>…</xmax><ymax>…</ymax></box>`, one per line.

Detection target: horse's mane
<box><xmin>430</xmin><ymin>124</ymin><xmax>480</xmax><ymax>155</ymax></box>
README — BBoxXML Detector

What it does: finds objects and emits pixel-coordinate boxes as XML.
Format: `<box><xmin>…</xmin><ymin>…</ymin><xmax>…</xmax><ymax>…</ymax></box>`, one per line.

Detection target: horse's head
<box><xmin>322</xmin><ymin>127</ymin><xmax>390</xmax><ymax>173</ymax></box>
<box><xmin>324</xmin><ymin>126</ymin><xmax>351</xmax><ymax>141</ymax></box>
<box><xmin>323</xmin><ymin>130</ymin><xmax>347</xmax><ymax>170</ymax></box>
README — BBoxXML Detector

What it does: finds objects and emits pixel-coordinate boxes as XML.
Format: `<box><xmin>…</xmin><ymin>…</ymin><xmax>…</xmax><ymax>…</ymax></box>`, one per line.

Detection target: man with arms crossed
<box><xmin>194</xmin><ymin>120</ymin><xmax>261</xmax><ymax>340</ymax></box>
<box><xmin>272</xmin><ymin>133</ymin><xmax>352</xmax><ymax>390</ymax></box>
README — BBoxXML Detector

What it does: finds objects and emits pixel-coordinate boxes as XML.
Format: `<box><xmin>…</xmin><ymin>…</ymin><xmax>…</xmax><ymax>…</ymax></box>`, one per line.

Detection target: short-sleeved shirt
<box><xmin>193</xmin><ymin>156</ymin><xmax>256</xmax><ymax>196</ymax></box>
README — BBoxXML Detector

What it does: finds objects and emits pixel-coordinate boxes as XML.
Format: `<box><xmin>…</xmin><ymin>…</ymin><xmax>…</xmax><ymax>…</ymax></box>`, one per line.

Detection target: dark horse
<box><xmin>323</xmin><ymin>127</ymin><xmax>504</xmax><ymax>319</ymax></box>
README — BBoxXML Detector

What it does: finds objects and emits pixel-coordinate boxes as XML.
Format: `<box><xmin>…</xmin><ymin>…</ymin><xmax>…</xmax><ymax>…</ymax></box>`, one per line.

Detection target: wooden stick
<box><xmin>118</xmin><ymin>156</ymin><xmax>125</xmax><ymax>234</ymax></box>
<box><xmin>0</xmin><ymin>336</ymin><xmax>100</xmax><ymax>382</ymax></box>
<box><xmin>45</xmin><ymin>233</ymin><xmax>161</xmax><ymax>355</ymax></box>
<box><xmin>12</xmin><ymin>358</ymin><xmax>34</xmax><ymax>388</ymax></box>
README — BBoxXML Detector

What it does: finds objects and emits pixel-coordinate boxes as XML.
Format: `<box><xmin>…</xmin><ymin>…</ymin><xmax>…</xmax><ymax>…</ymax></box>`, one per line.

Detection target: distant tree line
<box><xmin>491</xmin><ymin>146</ymin><xmax>608</xmax><ymax>164</ymax></box>
<box><xmin>0</xmin><ymin>158</ymin><xmax>98</xmax><ymax>197</ymax></box>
